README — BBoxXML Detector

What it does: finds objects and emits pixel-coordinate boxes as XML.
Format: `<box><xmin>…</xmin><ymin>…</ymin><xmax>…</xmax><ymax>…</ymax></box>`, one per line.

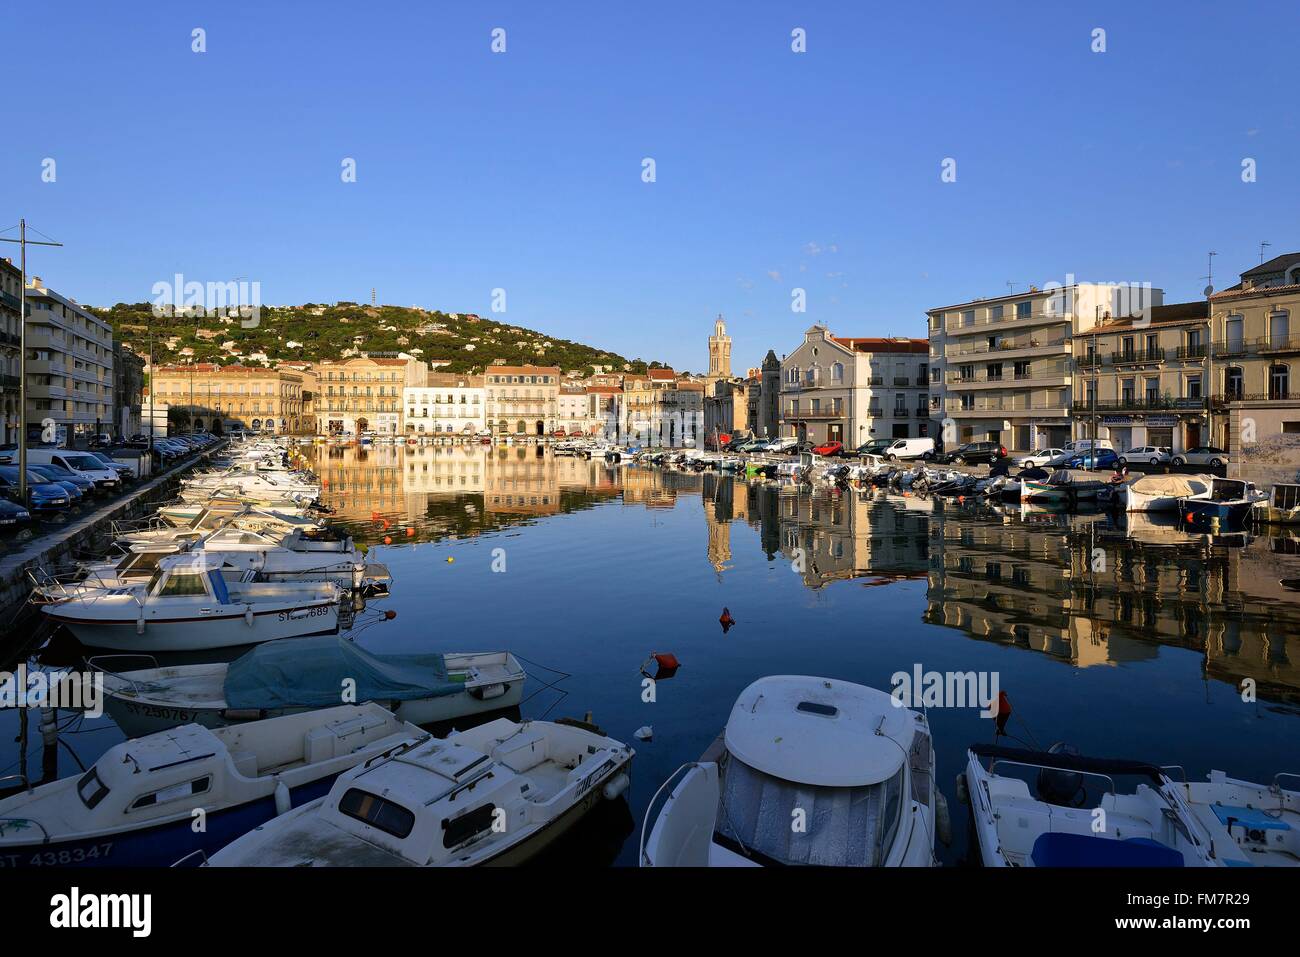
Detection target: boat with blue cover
<box><xmin>1177</xmin><ymin>478</ymin><xmax>1264</xmax><ymax>528</ymax></box>
<box><xmin>95</xmin><ymin>637</ymin><xmax>526</xmax><ymax>737</ymax></box>
<box><xmin>962</xmin><ymin>743</ymin><xmax>1252</xmax><ymax>867</ymax></box>
<box><xmin>0</xmin><ymin>704</ymin><xmax>422</xmax><ymax>868</ymax></box>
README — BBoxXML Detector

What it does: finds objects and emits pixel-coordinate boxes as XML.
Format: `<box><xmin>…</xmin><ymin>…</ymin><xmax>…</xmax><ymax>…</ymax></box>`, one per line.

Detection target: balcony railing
<box><xmin>1213</xmin><ymin>391</ymin><xmax>1292</xmax><ymax>403</ymax></box>
<box><xmin>1070</xmin><ymin>397</ymin><xmax>1224</xmax><ymax>412</ymax></box>
<box><xmin>945</xmin><ymin>336</ymin><xmax>1069</xmax><ymax>358</ymax></box>
<box><xmin>893</xmin><ymin>377</ymin><xmax>910</xmax><ymax>387</ymax></box>
<box><xmin>1208</xmin><ymin>335</ymin><xmax>1300</xmax><ymax>358</ymax></box>
<box><xmin>866</xmin><ymin>376</ymin><xmax>884</xmax><ymax>386</ymax></box>
<box><xmin>785</xmin><ymin>409</ymin><xmax>844</xmax><ymax>421</ymax></box>
<box><xmin>1112</xmin><ymin>348</ymin><xmax>1166</xmax><ymax>364</ymax></box>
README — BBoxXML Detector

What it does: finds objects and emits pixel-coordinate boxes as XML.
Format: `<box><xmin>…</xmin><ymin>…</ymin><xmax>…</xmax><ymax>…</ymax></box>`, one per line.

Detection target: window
<box><xmin>986</xmin><ymin>363</ymin><xmax>1002</xmax><ymax>381</ymax></box>
<box><xmin>1186</xmin><ymin>374</ymin><xmax>1202</xmax><ymax>400</ymax></box>
<box><xmin>1145</xmin><ymin>377</ymin><xmax>1160</xmax><ymax>403</ymax></box>
<box><xmin>157</xmin><ymin>573</ymin><xmax>208</xmax><ymax>597</ymax></box>
<box><xmin>1225</xmin><ymin>317</ymin><xmax>1244</xmax><ymax>354</ymax></box>
<box><xmin>1224</xmin><ymin>367</ymin><xmax>1243</xmax><ymax>401</ymax></box>
<box><xmin>831</xmin><ymin>362</ymin><xmax>843</xmax><ymax>382</ymax></box>
<box><xmin>1271</xmin><ymin>311</ymin><xmax>1291</xmax><ymax>347</ymax></box>
<box><xmin>1121</xmin><ymin>378</ymin><xmax>1135</xmax><ymax>402</ymax></box>
<box><xmin>338</xmin><ymin>788</ymin><xmax>415</xmax><ymax>839</ymax></box>
<box><xmin>76</xmin><ymin>767</ymin><xmax>110</xmax><ymax>810</ymax></box>
<box><xmin>1270</xmin><ymin>364</ymin><xmax>1289</xmax><ymax>400</ymax></box>
<box><xmin>961</xmin><ymin>309</ymin><xmax>975</xmax><ymax>327</ymax></box>
<box><xmin>989</xmin><ymin>304</ymin><xmax>1004</xmax><ymax>320</ymax></box>
<box><xmin>130</xmin><ymin>776</ymin><xmax>211</xmax><ymax>811</ymax></box>
<box><xmin>1016</xmin><ymin>301</ymin><xmax>1032</xmax><ymax>319</ymax></box>
<box><xmin>442</xmin><ymin>803</ymin><xmax>499</xmax><ymax>849</ymax></box>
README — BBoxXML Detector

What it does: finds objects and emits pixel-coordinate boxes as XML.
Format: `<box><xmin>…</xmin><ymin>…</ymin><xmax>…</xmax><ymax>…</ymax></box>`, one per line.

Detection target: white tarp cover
<box><xmin>1125</xmin><ymin>474</ymin><xmax>1211</xmax><ymax>497</ymax></box>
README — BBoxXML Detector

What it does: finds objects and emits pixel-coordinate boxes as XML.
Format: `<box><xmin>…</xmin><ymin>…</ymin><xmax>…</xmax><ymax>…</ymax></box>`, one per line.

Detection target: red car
<box><xmin>812</xmin><ymin>441</ymin><xmax>844</xmax><ymax>457</ymax></box>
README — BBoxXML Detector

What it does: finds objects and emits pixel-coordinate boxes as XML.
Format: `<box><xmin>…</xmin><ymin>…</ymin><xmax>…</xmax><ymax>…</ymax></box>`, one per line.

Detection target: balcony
<box><xmin>1174</xmin><ymin>344</ymin><xmax>1208</xmax><ymax>360</ymax></box>
<box><xmin>866</xmin><ymin>376</ymin><xmax>884</xmax><ymax>386</ymax></box>
<box><xmin>944</xmin><ymin>310</ymin><xmax>1070</xmax><ymax>335</ymax></box>
<box><xmin>1112</xmin><ymin>348</ymin><xmax>1166</xmax><ymax>365</ymax></box>
<box><xmin>1070</xmin><ymin>397</ymin><xmax>1223</xmax><ymax>413</ymax></box>
<box><xmin>944</xmin><ymin>336</ymin><xmax>1069</xmax><ymax>360</ymax></box>
<box><xmin>785</xmin><ymin>409</ymin><xmax>844</xmax><ymax>421</ymax></box>
<box><xmin>1212</xmin><ymin>335</ymin><xmax>1300</xmax><ymax>357</ymax></box>
<box><xmin>893</xmin><ymin>376</ymin><xmax>910</xmax><ymax>387</ymax></box>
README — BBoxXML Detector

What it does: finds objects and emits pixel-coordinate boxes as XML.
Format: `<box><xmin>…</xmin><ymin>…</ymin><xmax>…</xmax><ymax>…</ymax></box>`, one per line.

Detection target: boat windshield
<box><xmin>715</xmin><ymin>754</ymin><xmax>904</xmax><ymax>866</ymax></box>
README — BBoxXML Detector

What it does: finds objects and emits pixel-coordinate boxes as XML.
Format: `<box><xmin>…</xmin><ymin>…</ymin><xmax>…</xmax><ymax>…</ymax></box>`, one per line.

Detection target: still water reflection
<box><xmin>10</xmin><ymin>443</ymin><xmax>1300</xmax><ymax>866</ymax></box>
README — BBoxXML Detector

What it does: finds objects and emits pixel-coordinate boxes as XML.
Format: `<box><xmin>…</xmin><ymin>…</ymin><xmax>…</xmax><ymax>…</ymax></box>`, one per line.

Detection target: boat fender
<box><xmin>244</xmin><ymin>605</ymin><xmax>255</xmax><ymax>627</ymax></box>
<box><xmin>136</xmin><ymin>610</ymin><xmax>146</xmax><ymax>635</ymax></box>
<box><xmin>470</xmin><ymin>683</ymin><xmax>506</xmax><ymax>701</ymax></box>
<box><xmin>273</xmin><ymin>779</ymin><xmax>291</xmax><ymax>816</ymax></box>
<box><xmin>955</xmin><ymin>771</ymin><xmax>969</xmax><ymax>806</ymax></box>
<box><xmin>935</xmin><ymin>791</ymin><xmax>952</xmax><ymax>845</ymax></box>
<box><xmin>221</xmin><ymin>708</ymin><xmax>266</xmax><ymax>722</ymax></box>
<box><xmin>602</xmin><ymin>772</ymin><xmax>630</xmax><ymax>802</ymax></box>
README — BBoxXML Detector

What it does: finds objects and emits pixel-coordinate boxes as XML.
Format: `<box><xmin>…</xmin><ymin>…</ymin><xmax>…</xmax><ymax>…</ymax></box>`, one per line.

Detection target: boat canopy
<box><xmin>1125</xmin><ymin>473</ymin><xmax>1211</xmax><ymax>498</ymax></box>
<box><xmin>224</xmin><ymin>636</ymin><xmax>458</xmax><ymax>709</ymax></box>
<box><xmin>1030</xmin><ymin>832</ymin><xmax>1183</xmax><ymax>867</ymax></box>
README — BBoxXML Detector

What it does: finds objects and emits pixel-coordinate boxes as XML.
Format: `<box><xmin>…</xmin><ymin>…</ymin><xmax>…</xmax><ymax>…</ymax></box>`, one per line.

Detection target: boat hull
<box><xmin>43</xmin><ymin>601</ymin><xmax>340</xmax><ymax>651</ymax></box>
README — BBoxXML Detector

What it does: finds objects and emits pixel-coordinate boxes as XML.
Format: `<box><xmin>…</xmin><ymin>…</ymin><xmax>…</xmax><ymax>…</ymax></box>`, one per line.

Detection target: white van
<box><xmin>884</xmin><ymin>437</ymin><xmax>935</xmax><ymax>461</ymax></box>
<box><xmin>25</xmin><ymin>448</ymin><xmax>121</xmax><ymax>492</ymax></box>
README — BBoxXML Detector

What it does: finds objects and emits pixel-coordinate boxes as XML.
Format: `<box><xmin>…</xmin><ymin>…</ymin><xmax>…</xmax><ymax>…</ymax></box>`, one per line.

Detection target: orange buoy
<box><xmin>383</xmin><ymin>610</ymin><xmax>397</xmax><ymax>620</ymax></box>
<box><xmin>405</xmin><ymin>527</ymin><xmax>414</xmax><ymax>537</ymax></box>
<box><xmin>383</xmin><ymin>536</ymin><xmax>392</xmax><ymax>545</ymax></box>
<box><xmin>652</xmin><ymin>652</ymin><xmax>680</xmax><ymax>670</ymax></box>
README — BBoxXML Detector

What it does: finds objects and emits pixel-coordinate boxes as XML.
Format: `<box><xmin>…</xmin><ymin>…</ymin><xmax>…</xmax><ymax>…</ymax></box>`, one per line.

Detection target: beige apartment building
<box><xmin>927</xmin><ymin>282</ymin><xmax>1162</xmax><ymax>453</ymax></box>
<box><xmin>403</xmin><ymin>373</ymin><xmax>486</xmax><ymax>435</ymax></box>
<box><xmin>484</xmin><ymin>364</ymin><xmax>560</xmax><ymax>436</ymax></box>
<box><xmin>556</xmin><ymin>383</ymin><xmax>590</xmax><ymax>435</ymax></box>
<box><xmin>24</xmin><ymin>277</ymin><xmax>114</xmax><ymax>441</ymax></box>
<box><xmin>779</xmin><ymin>326</ymin><xmax>929</xmax><ymax>448</ymax></box>
<box><xmin>1069</xmin><ymin>301</ymin><xmax>1217</xmax><ymax>454</ymax></box>
<box><xmin>318</xmin><ymin>355</ymin><xmax>427</xmax><ymax>435</ymax></box>
<box><xmin>586</xmin><ymin>385</ymin><xmax>623</xmax><ymax>439</ymax></box>
<box><xmin>151</xmin><ymin>363</ymin><xmax>309</xmax><ymax>433</ymax></box>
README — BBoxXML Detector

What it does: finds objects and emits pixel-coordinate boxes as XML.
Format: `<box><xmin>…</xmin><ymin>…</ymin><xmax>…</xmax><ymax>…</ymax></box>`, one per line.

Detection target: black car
<box><xmin>937</xmin><ymin>441</ymin><xmax>1007</xmax><ymax>465</ymax></box>
<box><xmin>853</xmin><ymin>438</ymin><xmax>894</xmax><ymax>457</ymax></box>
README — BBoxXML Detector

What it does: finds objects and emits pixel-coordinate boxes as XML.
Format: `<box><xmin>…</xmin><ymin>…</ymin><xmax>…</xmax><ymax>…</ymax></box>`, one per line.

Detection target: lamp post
<box><xmin>0</xmin><ymin>220</ymin><xmax>64</xmax><ymax>502</ymax></box>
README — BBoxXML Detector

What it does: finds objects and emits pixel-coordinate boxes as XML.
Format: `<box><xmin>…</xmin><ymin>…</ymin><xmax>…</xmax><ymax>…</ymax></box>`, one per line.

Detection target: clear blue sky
<box><xmin>4</xmin><ymin>0</ymin><xmax>1295</xmax><ymax>372</ymax></box>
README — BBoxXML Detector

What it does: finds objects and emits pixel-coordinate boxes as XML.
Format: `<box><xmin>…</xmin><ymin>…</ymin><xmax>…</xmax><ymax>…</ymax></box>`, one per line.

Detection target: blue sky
<box><xmin>4</xmin><ymin>0</ymin><xmax>1295</xmax><ymax>372</ymax></box>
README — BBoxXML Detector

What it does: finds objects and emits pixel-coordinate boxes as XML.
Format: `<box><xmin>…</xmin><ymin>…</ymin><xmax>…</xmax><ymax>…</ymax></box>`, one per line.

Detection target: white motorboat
<box><xmin>206</xmin><ymin>717</ymin><xmax>634</xmax><ymax>866</ymax></box>
<box><xmin>157</xmin><ymin>495</ymin><xmax>320</xmax><ymax>525</ymax></box>
<box><xmin>95</xmin><ymin>637</ymin><xmax>526</xmax><ymax>737</ymax></box>
<box><xmin>39</xmin><ymin>554</ymin><xmax>343</xmax><ymax>651</ymax></box>
<box><xmin>1178</xmin><ymin>770</ymin><xmax>1300</xmax><ymax>866</ymax></box>
<box><xmin>1256</xmin><ymin>483</ymin><xmax>1300</xmax><ymax>524</ymax></box>
<box><xmin>1121</xmin><ymin>473</ymin><xmax>1213</xmax><ymax>512</ymax></box>
<box><xmin>640</xmin><ymin>675</ymin><xmax>944</xmax><ymax>867</ymax></box>
<box><xmin>962</xmin><ymin>744</ymin><xmax>1252</xmax><ymax>867</ymax></box>
<box><xmin>114</xmin><ymin>505</ymin><xmax>323</xmax><ymax>548</ymax></box>
<box><xmin>0</xmin><ymin>704</ymin><xmax>422</xmax><ymax>868</ymax></box>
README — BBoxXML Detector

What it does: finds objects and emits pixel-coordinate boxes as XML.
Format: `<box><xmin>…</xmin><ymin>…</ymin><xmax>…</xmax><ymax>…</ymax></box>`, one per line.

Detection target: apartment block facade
<box><xmin>0</xmin><ymin>259</ymin><xmax>21</xmax><ymax>443</ymax></box>
<box><xmin>779</xmin><ymin>326</ymin><xmax>929</xmax><ymax>448</ymax></box>
<box><xmin>484</xmin><ymin>364</ymin><xmax>560</xmax><ymax>436</ymax></box>
<box><xmin>151</xmin><ymin>363</ymin><xmax>309</xmax><ymax>433</ymax></box>
<box><xmin>403</xmin><ymin>373</ymin><xmax>486</xmax><ymax>435</ymax></box>
<box><xmin>24</xmin><ymin>277</ymin><xmax>114</xmax><ymax>441</ymax></box>
<box><xmin>927</xmin><ymin>283</ymin><xmax>1161</xmax><ymax>453</ymax></box>
<box><xmin>318</xmin><ymin>355</ymin><xmax>427</xmax><ymax>435</ymax></box>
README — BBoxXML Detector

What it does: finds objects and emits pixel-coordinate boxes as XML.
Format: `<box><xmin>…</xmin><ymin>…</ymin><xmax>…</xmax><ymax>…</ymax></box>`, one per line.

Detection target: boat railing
<box><xmin>171</xmin><ymin>849</ymin><xmax>209</xmax><ymax>867</ymax></box>
<box><xmin>986</xmin><ymin>756</ymin><xmax>1118</xmax><ymax>796</ymax></box>
<box><xmin>638</xmin><ymin>761</ymin><xmax>702</xmax><ymax>867</ymax></box>
<box><xmin>85</xmin><ymin>655</ymin><xmax>168</xmax><ymax>696</ymax></box>
<box><xmin>1274</xmin><ymin>772</ymin><xmax>1300</xmax><ymax>792</ymax></box>
<box><xmin>1159</xmin><ymin>765</ymin><xmax>1188</xmax><ymax>783</ymax></box>
<box><xmin>0</xmin><ymin>813</ymin><xmax>48</xmax><ymax>841</ymax></box>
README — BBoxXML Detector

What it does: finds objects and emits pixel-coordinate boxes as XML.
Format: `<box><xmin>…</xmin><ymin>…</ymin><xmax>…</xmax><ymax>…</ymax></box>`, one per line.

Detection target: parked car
<box><xmin>1016</xmin><ymin>448</ymin><xmax>1065</xmax><ymax>468</ymax></box>
<box><xmin>812</xmin><ymin>440</ymin><xmax>844</xmax><ymax>457</ymax></box>
<box><xmin>88</xmin><ymin>451</ymin><xmax>135</xmax><ymax>482</ymax></box>
<box><xmin>25</xmin><ymin>448</ymin><xmax>121</xmax><ymax>493</ymax></box>
<box><xmin>0</xmin><ymin>466</ymin><xmax>72</xmax><ymax>512</ymax></box>
<box><xmin>853</xmin><ymin>438</ymin><xmax>894</xmax><ymax>457</ymax></box>
<box><xmin>1171</xmin><ymin>446</ymin><xmax>1229</xmax><ymax>468</ymax></box>
<box><xmin>1117</xmin><ymin>446</ymin><xmax>1171</xmax><ymax>466</ymax></box>
<box><xmin>883</xmin><ymin>437</ymin><xmax>935</xmax><ymax>462</ymax></box>
<box><xmin>27</xmin><ymin>464</ymin><xmax>88</xmax><ymax>501</ymax></box>
<box><xmin>0</xmin><ymin>496</ymin><xmax>32</xmax><ymax>528</ymax></box>
<box><xmin>764</xmin><ymin>437</ymin><xmax>799</xmax><ymax>454</ymax></box>
<box><xmin>1063</xmin><ymin>448</ymin><xmax>1121</xmax><ymax>471</ymax></box>
<box><xmin>937</xmin><ymin>441</ymin><xmax>1006</xmax><ymax>466</ymax></box>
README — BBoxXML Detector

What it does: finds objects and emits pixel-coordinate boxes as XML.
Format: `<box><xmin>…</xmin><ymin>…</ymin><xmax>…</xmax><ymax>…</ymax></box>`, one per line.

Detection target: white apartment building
<box><xmin>779</xmin><ymin>327</ymin><xmax>930</xmax><ymax>448</ymax></box>
<box><xmin>403</xmin><ymin>373</ymin><xmax>485</xmax><ymax>435</ymax></box>
<box><xmin>557</xmin><ymin>384</ymin><xmax>590</xmax><ymax>435</ymax></box>
<box><xmin>24</xmin><ymin>277</ymin><xmax>114</xmax><ymax>441</ymax></box>
<box><xmin>0</xmin><ymin>259</ymin><xmax>22</xmax><ymax>443</ymax></box>
<box><xmin>927</xmin><ymin>282</ymin><xmax>1162</xmax><ymax>453</ymax></box>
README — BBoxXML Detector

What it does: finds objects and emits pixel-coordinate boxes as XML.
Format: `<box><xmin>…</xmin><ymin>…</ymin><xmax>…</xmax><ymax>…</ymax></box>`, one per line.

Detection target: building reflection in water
<box><xmin>304</xmin><ymin>445</ymin><xmax>1300</xmax><ymax>703</ymax></box>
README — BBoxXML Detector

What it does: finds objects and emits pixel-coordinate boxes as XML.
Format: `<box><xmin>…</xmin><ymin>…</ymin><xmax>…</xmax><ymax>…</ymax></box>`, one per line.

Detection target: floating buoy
<box><xmin>383</xmin><ymin>536</ymin><xmax>392</xmax><ymax>545</ymax></box>
<box><xmin>446</xmin><ymin>556</ymin><xmax>454</xmax><ymax>563</ymax></box>
<box><xmin>652</xmin><ymin>652</ymin><xmax>679</xmax><ymax>670</ymax></box>
<box><xmin>634</xmin><ymin>726</ymin><xmax>653</xmax><ymax>741</ymax></box>
<box><xmin>383</xmin><ymin>610</ymin><xmax>397</xmax><ymax>620</ymax></box>
<box><xmin>405</xmin><ymin>527</ymin><xmax>414</xmax><ymax>537</ymax></box>
<box><xmin>719</xmin><ymin>607</ymin><xmax>735</xmax><ymax>632</ymax></box>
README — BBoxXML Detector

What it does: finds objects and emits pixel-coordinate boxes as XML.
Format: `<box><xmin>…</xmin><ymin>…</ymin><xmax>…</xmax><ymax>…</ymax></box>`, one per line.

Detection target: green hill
<box><xmin>94</xmin><ymin>301</ymin><xmax>662</xmax><ymax>375</ymax></box>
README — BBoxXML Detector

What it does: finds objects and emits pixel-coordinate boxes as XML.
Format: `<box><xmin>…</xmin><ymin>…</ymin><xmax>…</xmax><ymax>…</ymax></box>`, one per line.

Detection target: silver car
<box><xmin>1171</xmin><ymin>446</ymin><xmax>1229</xmax><ymax>468</ymax></box>
<box><xmin>1118</xmin><ymin>446</ymin><xmax>1171</xmax><ymax>466</ymax></box>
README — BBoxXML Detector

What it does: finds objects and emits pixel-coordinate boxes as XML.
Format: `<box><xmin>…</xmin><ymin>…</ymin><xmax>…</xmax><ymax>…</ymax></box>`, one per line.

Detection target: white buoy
<box><xmin>244</xmin><ymin>605</ymin><xmax>255</xmax><ymax>627</ymax></box>
<box><xmin>602</xmin><ymin>773</ymin><xmax>630</xmax><ymax>801</ymax></box>
<box><xmin>936</xmin><ymin>790</ymin><xmax>953</xmax><ymax>845</ymax></box>
<box><xmin>634</xmin><ymin>726</ymin><xmax>653</xmax><ymax>741</ymax></box>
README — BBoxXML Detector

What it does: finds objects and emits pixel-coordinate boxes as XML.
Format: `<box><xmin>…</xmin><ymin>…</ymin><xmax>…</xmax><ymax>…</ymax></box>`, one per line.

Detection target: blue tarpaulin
<box><xmin>224</xmin><ymin>636</ymin><xmax>460</xmax><ymax>709</ymax></box>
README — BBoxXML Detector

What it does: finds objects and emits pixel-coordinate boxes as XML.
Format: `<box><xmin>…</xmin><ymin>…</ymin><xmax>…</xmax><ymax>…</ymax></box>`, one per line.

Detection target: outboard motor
<box><xmin>1036</xmin><ymin>742</ymin><xmax>1085</xmax><ymax>807</ymax></box>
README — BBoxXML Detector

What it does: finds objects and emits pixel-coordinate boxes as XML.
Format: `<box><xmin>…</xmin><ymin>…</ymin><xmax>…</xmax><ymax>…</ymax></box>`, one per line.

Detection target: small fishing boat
<box><xmin>39</xmin><ymin>555</ymin><xmax>343</xmax><ymax>651</ymax></box>
<box><xmin>0</xmin><ymin>704</ymin><xmax>422</xmax><ymax>868</ymax></box>
<box><xmin>640</xmin><ymin>676</ymin><xmax>945</xmax><ymax>867</ymax></box>
<box><xmin>1255</xmin><ymin>483</ymin><xmax>1300</xmax><ymax>524</ymax></box>
<box><xmin>114</xmin><ymin>505</ymin><xmax>323</xmax><ymax>547</ymax></box>
<box><xmin>95</xmin><ymin>637</ymin><xmax>526</xmax><ymax>737</ymax></box>
<box><xmin>1021</xmin><ymin>469</ymin><xmax>1107</xmax><ymax>505</ymax></box>
<box><xmin>205</xmin><ymin>717</ymin><xmax>634</xmax><ymax>866</ymax></box>
<box><xmin>1121</xmin><ymin>473</ymin><xmax>1213</xmax><ymax>513</ymax></box>
<box><xmin>1178</xmin><ymin>478</ymin><xmax>1262</xmax><ymax>528</ymax></box>
<box><xmin>1178</xmin><ymin>770</ymin><xmax>1299</xmax><ymax>866</ymax></box>
<box><xmin>962</xmin><ymin>743</ymin><xmax>1250</xmax><ymax>866</ymax></box>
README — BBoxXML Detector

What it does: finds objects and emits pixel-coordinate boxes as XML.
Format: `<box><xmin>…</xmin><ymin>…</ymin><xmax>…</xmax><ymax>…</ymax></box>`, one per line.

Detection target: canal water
<box><xmin>7</xmin><ymin>442</ymin><xmax>1300</xmax><ymax>866</ymax></box>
